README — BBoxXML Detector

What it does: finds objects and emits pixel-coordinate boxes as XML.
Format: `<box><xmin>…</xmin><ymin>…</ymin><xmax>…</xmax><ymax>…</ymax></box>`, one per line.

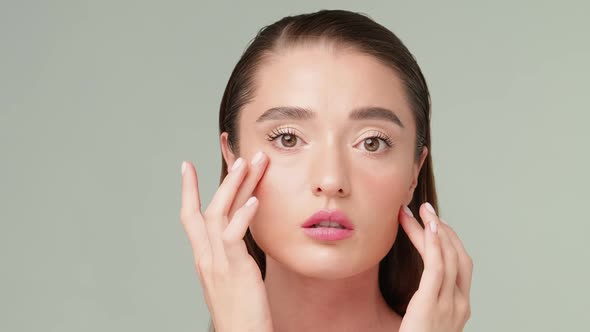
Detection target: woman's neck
<box><xmin>264</xmin><ymin>256</ymin><xmax>402</xmax><ymax>332</ymax></box>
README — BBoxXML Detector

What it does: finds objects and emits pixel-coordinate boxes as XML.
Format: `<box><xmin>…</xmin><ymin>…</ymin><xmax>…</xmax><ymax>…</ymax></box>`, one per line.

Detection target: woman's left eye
<box><xmin>361</xmin><ymin>136</ymin><xmax>392</xmax><ymax>152</ymax></box>
<box><xmin>356</xmin><ymin>133</ymin><xmax>394</xmax><ymax>153</ymax></box>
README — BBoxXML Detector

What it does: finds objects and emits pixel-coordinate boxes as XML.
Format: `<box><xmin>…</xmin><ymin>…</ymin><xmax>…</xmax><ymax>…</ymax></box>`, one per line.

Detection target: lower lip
<box><xmin>302</xmin><ymin>227</ymin><xmax>354</xmax><ymax>241</ymax></box>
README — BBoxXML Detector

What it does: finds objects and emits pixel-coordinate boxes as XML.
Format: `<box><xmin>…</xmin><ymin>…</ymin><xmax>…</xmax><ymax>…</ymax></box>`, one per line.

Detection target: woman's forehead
<box><xmin>245</xmin><ymin>46</ymin><xmax>412</xmax><ymax>125</ymax></box>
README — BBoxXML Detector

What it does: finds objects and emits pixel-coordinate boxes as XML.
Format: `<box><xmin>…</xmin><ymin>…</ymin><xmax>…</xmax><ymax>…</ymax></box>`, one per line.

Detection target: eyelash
<box><xmin>266</xmin><ymin>127</ymin><xmax>298</xmax><ymax>142</ymax></box>
<box><xmin>265</xmin><ymin>127</ymin><xmax>395</xmax><ymax>151</ymax></box>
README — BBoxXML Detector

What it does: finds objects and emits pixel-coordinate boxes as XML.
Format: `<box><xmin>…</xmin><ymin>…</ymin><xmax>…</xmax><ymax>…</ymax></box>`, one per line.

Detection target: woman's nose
<box><xmin>310</xmin><ymin>148</ymin><xmax>351</xmax><ymax>198</ymax></box>
<box><xmin>313</xmin><ymin>182</ymin><xmax>349</xmax><ymax>197</ymax></box>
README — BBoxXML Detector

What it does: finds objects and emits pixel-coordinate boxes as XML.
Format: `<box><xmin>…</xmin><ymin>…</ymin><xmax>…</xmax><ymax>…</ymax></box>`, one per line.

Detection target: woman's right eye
<box><xmin>276</xmin><ymin>134</ymin><xmax>298</xmax><ymax>148</ymax></box>
<box><xmin>266</xmin><ymin>127</ymin><xmax>303</xmax><ymax>149</ymax></box>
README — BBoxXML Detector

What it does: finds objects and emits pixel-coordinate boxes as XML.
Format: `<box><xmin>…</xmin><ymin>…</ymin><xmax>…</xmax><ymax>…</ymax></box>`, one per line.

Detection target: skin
<box><xmin>220</xmin><ymin>44</ymin><xmax>427</xmax><ymax>331</ymax></box>
<box><xmin>180</xmin><ymin>42</ymin><xmax>472</xmax><ymax>332</ymax></box>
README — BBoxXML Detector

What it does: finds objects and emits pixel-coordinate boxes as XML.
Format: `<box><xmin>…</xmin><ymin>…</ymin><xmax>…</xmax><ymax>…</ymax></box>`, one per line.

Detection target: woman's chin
<box><xmin>266</xmin><ymin>249</ymin><xmax>374</xmax><ymax>281</ymax></box>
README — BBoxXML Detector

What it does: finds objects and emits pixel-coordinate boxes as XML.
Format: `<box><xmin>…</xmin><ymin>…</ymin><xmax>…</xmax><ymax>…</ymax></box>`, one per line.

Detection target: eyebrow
<box><xmin>255</xmin><ymin>106</ymin><xmax>404</xmax><ymax>128</ymax></box>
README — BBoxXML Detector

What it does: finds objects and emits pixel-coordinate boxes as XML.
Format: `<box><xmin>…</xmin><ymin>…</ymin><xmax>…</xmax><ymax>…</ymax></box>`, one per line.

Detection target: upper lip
<box><xmin>301</xmin><ymin>209</ymin><xmax>355</xmax><ymax>230</ymax></box>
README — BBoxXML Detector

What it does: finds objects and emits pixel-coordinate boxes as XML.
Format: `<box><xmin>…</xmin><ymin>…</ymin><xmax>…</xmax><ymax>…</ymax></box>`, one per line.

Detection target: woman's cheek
<box><xmin>249</xmin><ymin>159</ymin><xmax>300</xmax><ymax>248</ymax></box>
<box><xmin>252</xmin><ymin>158</ymin><xmax>291</xmax><ymax>202</ymax></box>
<box><xmin>358</xmin><ymin>169</ymin><xmax>408</xmax><ymax>244</ymax></box>
<box><xmin>375</xmin><ymin>174</ymin><xmax>406</xmax><ymax>217</ymax></box>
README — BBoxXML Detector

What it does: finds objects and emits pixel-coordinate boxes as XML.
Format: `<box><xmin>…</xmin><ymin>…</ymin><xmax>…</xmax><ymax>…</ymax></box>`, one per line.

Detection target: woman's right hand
<box><xmin>179</xmin><ymin>151</ymin><xmax>273</xmax><ymax>332</ymax></box>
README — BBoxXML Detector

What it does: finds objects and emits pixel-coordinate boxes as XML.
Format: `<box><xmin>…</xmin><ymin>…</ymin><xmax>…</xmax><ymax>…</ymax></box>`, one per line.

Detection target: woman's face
<box><xmin>221</xmin><ymin>44</ymin><xmax>427</xmax><ymax>279</ymax></box>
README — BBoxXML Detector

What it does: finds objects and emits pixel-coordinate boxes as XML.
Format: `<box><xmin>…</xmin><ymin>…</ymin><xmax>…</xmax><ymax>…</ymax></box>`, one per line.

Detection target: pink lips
<box><xmin>301</xmin><ymin>209</ymin><xmax>355</xmax><ymax>241</ymax></box>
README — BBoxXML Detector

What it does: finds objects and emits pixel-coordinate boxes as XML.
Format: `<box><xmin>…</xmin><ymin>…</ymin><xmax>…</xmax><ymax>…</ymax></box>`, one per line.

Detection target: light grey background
<box><xmin>1</xmin><ymin>1</ymin><xmax>588</xmax><ymax>331</ymax></box>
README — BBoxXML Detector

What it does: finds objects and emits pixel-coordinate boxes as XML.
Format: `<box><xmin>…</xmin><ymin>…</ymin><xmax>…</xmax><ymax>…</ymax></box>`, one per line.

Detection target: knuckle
<box><xmin>460</xmin><ymin>301</ymin><xmax>472</xmax><ymax>321</ymax></box>
<box><xmin>196</xmin><ymin>252</ymin><xmax>212</xmax><ymax>273</ymax></box>
<box><xmin>221</xmin><ymin>230</ymin><xmax>234</xmax><ymax>244</ymax></box>
<box><xmin>431</xmin><ymin>260</ymin><xmax>444</xmax><ymax>277</ymax></box>
<box><xmin>203</xmin><ymin>208</ymin><xmax>218</xmax><ymax>221</ymax></box>
<box><xmin>467</xmin><ymin>255</ymin><xmax>474</xmax><ymax>269</ymax></box>
<box><xmin>439</xmin><ymin>298</ymin><xmax>453</xmax><ymax>315</ymax></box>
<box><xmin>454</xmin><ymin>295</ymin><xmax>471</xmax><ymax>321</ymax></box>
<box><xmin>457</xmin><ymin>299</ymin><xmax>469</xmax><ymax>315</ymax></box>
<box><xmin>212</xmin><ymin>262</ymin><xmax>230</xmax><ymax>278</ymax></box>
<box><xmin>197</xmin><ymin>260</ymin><xmax>211</xmax><ymax>275</ymax></box>
<box><xmin>179</xmin><ymin>209</ymin><xmax>195</xmax><ymax>224</ymax></box>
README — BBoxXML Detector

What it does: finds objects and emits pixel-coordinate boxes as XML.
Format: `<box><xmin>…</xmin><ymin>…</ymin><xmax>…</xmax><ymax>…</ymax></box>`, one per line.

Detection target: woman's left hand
<box><xmin>398</xmin><ymin>202</ymin><xmax>473</xmax><ymax>332</ymax></box>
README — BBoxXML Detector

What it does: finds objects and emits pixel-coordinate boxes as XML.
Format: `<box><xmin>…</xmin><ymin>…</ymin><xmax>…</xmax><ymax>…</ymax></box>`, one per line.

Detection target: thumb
<box><xmin>399</xmin><ymin>205</ymin><xmax>425</xmax><ymax>256</ymax></box>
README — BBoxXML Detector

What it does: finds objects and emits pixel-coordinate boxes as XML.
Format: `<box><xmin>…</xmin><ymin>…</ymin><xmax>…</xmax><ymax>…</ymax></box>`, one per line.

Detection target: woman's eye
<box><xmin>278</xmin><ymin>134</ymin><xmax>298</xmax><ymax>148</ymax></box>
<box><xmin>363</xmin><ymin>137</ymin><xmax>382</xmax><ymax>152</ymax></box>
<box><xmin>266</xmin><ymin>128</ymin><xmax>302</xmax><ymax>149</ymax></box>
<box><xmin>357</xmin><ymin>135</ymin><xmax>393</xmax><ymax>153</ymax></box>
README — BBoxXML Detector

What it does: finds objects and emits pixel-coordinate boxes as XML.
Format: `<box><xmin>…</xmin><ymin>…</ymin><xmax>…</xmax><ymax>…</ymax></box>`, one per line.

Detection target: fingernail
<box><xmin>425</xmin><ymin>202</ymin><xmax>436</xmax><ymax>215</ymax></box>
<box><xmin>251</xmin><ymin>151</ymin><xmax>263</xmax><ymax>165</ymax></box>
<box><xmin>403</xmin><ymin>205</ymin><xmax>414</xmax><ymax>217</ymax></box>
<box><xmin>181</xmin><ymin>161</ymin><xmax>186</xmax><ymax>175</ymax></box>
<box><xmin>231</xmin><ymin>158</ymin><xmax>243</xmax><ymax>172</ymax></box>
<box><xmin>246</xmin><ymin>196</ymin><xmax>257</xmax><ymax>206</ymax></box>
<box><xmin>429</xmin><ymin>221</ymin><xmax>438</xmax><ymax>233</ymax></box>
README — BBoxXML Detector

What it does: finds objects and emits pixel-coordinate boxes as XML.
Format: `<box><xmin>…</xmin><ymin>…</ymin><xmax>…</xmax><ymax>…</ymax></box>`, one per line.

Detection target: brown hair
<box><xmin>211</xmin><ymin>9</ymin><xmax>438</xmax><ymax>331</ymax></box>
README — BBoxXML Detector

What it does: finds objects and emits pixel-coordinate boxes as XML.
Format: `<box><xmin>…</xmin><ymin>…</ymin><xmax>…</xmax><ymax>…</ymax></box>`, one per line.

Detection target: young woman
<box><xmin>180</xmin><ymin>9</ymin><xmax>473</xmax><ymax>332</ymax></box>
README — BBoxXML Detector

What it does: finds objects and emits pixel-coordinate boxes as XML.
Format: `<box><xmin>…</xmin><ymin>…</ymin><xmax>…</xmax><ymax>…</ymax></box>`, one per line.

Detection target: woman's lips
<box><xmin>302</xmin><ymin>227</ymin><xmax>354</xmax><ymax>241</ymax></box>
<box><xmin>301</xmin><ymin>209</ymin><xmax>355</xmax><ymax>230</ymax></box>
<box><xmin>301</xmin><ymin>209</ymin><xmax>355</xmax><ymax>241</ymax></box>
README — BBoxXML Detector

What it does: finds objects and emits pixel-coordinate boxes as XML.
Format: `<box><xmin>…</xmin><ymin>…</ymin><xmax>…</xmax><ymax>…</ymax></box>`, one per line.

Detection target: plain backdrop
<box><xmin>1</xmin><ymin>1</ymin><xmax>589</xmax><ymax>331</ymax></box>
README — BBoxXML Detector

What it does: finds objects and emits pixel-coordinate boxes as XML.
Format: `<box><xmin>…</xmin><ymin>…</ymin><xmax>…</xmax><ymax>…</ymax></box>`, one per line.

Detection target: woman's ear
<box><xmin>220</xmin><ymin>132</ymin><xmax>237</xmax><ymax>170</ymax></box>
<box><xmin>405</xmin><ymin>146</ymin><xmax>429</xmax><ymax>205</ymax></box>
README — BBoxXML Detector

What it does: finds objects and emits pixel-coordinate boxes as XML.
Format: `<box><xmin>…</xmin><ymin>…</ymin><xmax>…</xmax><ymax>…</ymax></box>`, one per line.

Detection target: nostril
<box><xmin>313</xmin><ymin>186</ymin><xmax>347</xmax><ymax>196</ymax></box>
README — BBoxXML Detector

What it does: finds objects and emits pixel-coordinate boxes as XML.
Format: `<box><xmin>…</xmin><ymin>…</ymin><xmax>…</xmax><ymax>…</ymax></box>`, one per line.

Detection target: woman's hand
<box><xmin>398</xmin><ymin>202</ymin><xmax>473</xmax><ymax>332</ymax></box>
<box><xmin>179</xmin><ymin>152</ymin><xmax>274</xmax><ymax>332</ymax></box>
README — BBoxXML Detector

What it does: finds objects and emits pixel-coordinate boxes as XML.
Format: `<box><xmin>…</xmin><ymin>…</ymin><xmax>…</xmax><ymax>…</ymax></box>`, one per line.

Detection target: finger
<box><xmin>440</xmin><ymin>218</ymin><xmax>473</xmax><ymax>298</ymax></box>
<box><xmin>181</xmin><ymin>160</ymin><xmax>201</xmax><ymax>215</ymax></box>
<box><xmin>437</xmin><ymin>223</ymin><xmax>459</xmax><ymax>301</ymax></box>
<box><xmin>203</xmin><ymin>158</ymin><xmax>248</xmax><ymax>268</ymax></box>
<box><xmin>416</xmin><ymin>202</ymin><xmax>444</xmax><ymax>300</ymax></box>
<box><xmin>179</xmin><ymin>161</ymin><xmax>210</xmax><ymax>262</ymax></box>
<box><xmin>202</xmin><ymin>158</ymin><xmax>247</xmax><ymax>266</ymax></box>
<box><xmin>421</xmin><ymin>204</ymin><xmax>459</xmax><ymax>301</ymax></box>
<box><xmin>398</xmin><ymin>205</ymin><xmax>425</xmax><ymax>256</ymax></box>
<box><xmin>223</xmin><ymin>196</ymin><xmax>258</xmax><ymax>264</ymax></box>
<box><xmin>205</xmin><ymin>157</ymin><xmax>249</xmax><ymax>219</ymax></box>
<box><xmin>227</xmin><ymin>151</ymin><xmax>269</xmax><ymax>220</ymax></box>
